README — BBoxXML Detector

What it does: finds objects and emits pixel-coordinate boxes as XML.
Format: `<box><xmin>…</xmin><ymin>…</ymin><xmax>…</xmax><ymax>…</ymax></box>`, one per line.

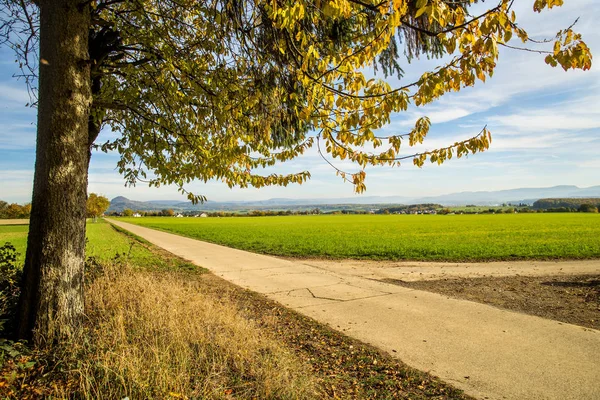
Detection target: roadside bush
<box><xmin>0</xmin><ymin>243</ymin><xmax>21</xmax><ymax>336</ymax></box>
<box><xmin>578</xmin><ymin>204</ymin><xmax>599</xmax><ymax>213</ymax></box>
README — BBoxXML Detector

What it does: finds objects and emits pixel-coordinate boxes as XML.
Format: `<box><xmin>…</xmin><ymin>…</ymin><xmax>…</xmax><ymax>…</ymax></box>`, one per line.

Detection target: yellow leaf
<box><xmin>415</xmin><ymin>5</ymin><xmax>428</xmax><ymax>18</ymax></box>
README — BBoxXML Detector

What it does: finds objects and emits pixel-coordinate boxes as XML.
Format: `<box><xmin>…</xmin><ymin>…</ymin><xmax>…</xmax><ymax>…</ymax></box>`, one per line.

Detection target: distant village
<box><xmin>105</xmin><ymin>198</ymin><xmax>600</xmax><ymax>218</ymax></box>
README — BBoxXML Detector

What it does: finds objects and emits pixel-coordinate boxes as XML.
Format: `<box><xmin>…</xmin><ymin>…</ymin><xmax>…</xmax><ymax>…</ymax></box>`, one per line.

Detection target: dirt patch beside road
<box><xmin>299</xmin><ymin>258</ymin><xmax>600</xmax><ymax>281</ymax></box>
<box><xmin>386</xmin><ymin>274</ymin><xmax>600</xmax><ymax>330</ymax></box>
<box><xmin>300</xmin><ymin>258</ymin><xmax>600</xmax><ymax>330</ymax></box>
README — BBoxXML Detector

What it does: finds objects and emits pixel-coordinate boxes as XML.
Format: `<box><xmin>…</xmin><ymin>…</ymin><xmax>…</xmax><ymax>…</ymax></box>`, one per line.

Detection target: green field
<box><xmin>0</xmin><ymin>225</ymin><xmax>28</xmax><ymax>264</ymax></box>
<box><xmin>119</xmin><ymin>213</ymin><xmax>600</xmax><ymax>261</ymax></box>
<box><xmin>0</xmin><ymin>220</ymin><xmax>197</xmax><ymax>271</ymax></box>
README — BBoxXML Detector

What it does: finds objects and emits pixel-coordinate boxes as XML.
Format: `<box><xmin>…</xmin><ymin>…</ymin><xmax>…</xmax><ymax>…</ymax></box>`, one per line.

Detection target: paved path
<box><xmin>109</xmin><ymin>219</ymin><xmax>600</xmax><ymax>400</ymax></box>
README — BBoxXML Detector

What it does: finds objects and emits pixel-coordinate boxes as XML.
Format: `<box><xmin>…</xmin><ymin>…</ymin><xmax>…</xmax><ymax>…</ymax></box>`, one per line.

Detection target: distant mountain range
<box><xmin>107</xmin><ymin>185</ymin><xmax>600</xmax><ymax>212</ymax></box>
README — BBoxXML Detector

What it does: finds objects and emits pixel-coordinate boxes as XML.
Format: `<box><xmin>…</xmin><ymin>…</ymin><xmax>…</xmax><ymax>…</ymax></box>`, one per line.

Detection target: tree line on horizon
<box><xmin>0</xmin><ymin>195</ymin><xmax>112</xmax><ymax>220</ymax></box>
<box><xmin>0</xmin><ymin>201</ymin><xmax>31</xmax><ymax>219</ymax></box>
<box><xmin>111</xmin><ymin>199</ymin><xmax>600</xmax><ymax>218</ymax></box>
<box><xmin>532</xmin><ymin>198</ymin><xmax>600</xmax><ymax>213</ymax></box>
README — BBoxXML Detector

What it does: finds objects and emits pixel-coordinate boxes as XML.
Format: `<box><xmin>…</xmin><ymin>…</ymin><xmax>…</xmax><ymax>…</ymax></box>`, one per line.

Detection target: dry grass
<box><xmin>1</xmin><ymin>222</ymin><xmax>316</xmax><ymax>399</ymax></box>
<box><xmin>1</xmin><ymin>221</ymin><xmax>470</xmax><ymax>399</ymax></box>
<box><xmin>54</xmin><ymin>265</ymin><xmax>317</xmax><ymax>399</ymax></box>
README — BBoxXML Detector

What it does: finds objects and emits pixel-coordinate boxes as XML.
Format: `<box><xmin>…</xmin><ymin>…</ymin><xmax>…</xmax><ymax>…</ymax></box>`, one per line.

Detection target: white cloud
<box><xmin>577</xmin><ymin>159</ymin><xmax>600</xmax><ymax>169</ymax></box>
<box><xmin>489</xmin><ymin>114</ymin><xmax>600</xmax><ymax>133</ymax></box>
<box><xmin>387</xmin><ymin>107</ymin><xmax>472</xmax><ymax>128</ymax></box>
<box><xmin>0</xmin><ymin>83</ymin><xmax>32</xmax><ymax>105</ymax></box>
<box><xmin>0</xmin><ymin>170</ymin><xmax>33</xmax><ymax>202</ymax></box>
<box><xmin>382</xmin><ymin>0</ymin><xmax>600</xmax><ymax>129</ymax></box>
<box><xmin>0</xmin><ymin>124</ymin><xmax>36</xmax><ymax>149</ymax></box>
<box><xmin>487</xmin><ymin>89</ymin><xmax>600</xmax><ymax>133</ymax></box>
<box><xmin>0</xmin><ymin>169</ymin><xmax>33</xmax><ymax>180</ymax></box>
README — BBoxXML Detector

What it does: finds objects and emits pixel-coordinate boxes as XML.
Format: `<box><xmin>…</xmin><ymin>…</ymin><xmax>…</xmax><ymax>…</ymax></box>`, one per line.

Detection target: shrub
<box><xmin>0</xmin><ymin>243</ymin><xmax>21</xmax><ymax>336</ymax></box>
<box><xmin>579</xmin><ymin>204</ymin><xmax>599</xmax><ymax>213</ymax></box>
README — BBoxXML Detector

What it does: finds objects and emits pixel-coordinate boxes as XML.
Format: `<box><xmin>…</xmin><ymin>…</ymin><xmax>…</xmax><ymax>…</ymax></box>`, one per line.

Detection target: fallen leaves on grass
<box><xmin>199</xmin><ymin>275</ymin><xmax>471</xmax><ymax>399</ymax></box>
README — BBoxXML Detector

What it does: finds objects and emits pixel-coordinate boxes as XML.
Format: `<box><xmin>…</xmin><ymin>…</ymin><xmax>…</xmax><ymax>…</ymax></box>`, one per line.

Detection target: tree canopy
<box><xmin>2</xmin><ymin>0</ymin><xmax>592</xmax><ymax>202</ymax></box>
<box><xmin>0</xmin><ymin>0</ymin><xmax>593</xmax><ymax>349</ymax></box>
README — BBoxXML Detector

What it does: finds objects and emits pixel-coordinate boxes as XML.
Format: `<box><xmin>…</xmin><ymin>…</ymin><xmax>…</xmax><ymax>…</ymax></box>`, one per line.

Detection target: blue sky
<box><xmin>1</xmin><ymin>1</ymin><xmax>599</xmax><ymax>203</ymax></box>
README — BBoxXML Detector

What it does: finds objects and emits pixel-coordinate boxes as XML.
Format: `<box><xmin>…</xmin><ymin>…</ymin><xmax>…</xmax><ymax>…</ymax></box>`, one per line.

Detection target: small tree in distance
<box><xmin>86</xmin><ymin>194</ymin><xmax>111</xmax><ymax>222</ymax></box>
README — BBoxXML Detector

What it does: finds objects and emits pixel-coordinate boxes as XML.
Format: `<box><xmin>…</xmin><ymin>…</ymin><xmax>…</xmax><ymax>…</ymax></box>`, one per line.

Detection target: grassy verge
<box><xmin>119</xmin><ymin>213</ymin><xmax>600</xmax><ymax>261</ymax></box>
<box><xmin>0</xmin><ymin>220</ymin><xmax>470</xmax><ymax>399</ymax></box>
<box><xmin>0</xmin><ymin>219</ymin><xmax>201</xmax><ymax>273</ymax></box>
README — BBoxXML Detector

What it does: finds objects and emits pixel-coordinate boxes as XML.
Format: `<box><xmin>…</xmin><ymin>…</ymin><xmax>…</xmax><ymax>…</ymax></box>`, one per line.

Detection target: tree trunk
<box><xmin>16</xmin><ymin>0</ymin><xmax>92</xmax><ymax>347</ymax></box>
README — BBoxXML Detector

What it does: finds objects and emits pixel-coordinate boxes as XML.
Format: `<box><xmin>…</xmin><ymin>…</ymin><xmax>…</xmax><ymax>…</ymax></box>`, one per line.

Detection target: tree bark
<box><xmin>16</xmin><ymin>0</ymin><xmax>92</xmax><ymax>347</ymax></box>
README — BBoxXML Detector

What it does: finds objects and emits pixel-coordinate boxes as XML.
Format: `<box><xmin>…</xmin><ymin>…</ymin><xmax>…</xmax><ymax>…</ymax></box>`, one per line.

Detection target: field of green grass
<box><xmin>0</xmin><ymin>220</ymin><xmax>197</xmax><ymax>271</ymax></box>
<box><xmin>120</xmin><ymin>213</ymin><xmax>600</xmax><ymax>261</ymax></box>
<box><xmin>0</xmin><ymin>225</ymin><xmax>28</xmax><ymax>264</ymax></box>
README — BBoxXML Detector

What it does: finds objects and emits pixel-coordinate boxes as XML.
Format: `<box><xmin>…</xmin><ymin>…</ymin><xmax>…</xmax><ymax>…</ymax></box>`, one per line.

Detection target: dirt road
<box><xmin>0</xmin><ymin>219</ymin><xmax>29</xmax><ymax>225</ymax></box>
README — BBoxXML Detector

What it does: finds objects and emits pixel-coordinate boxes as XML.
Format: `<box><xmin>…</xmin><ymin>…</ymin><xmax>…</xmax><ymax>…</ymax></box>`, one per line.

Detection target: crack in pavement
<box><xmin>268</xmin><ymin>282</ymin><xmax>344</xmax><ymax>297</ymax></box>
<box><xmin>260</xmin><ymin>270</ymin><xmax>333</xmax><ymax>278</ymax></box>
<box><xmin>268</xmin><ymin>285</ymin><xmax>396</xmax><ymax>305</ymax></box>
<box><xmin>342</xmin><ymin>281</ymin><xmax>394</xmax><ymax>296</ymax></box>
<box><xmin>217</xmin><ymin>264</ymin><xmax>301</xmax><ymax>273</ymax></box>
<box><xmin>295</xmin><ymin>291</ymin><xmax>396</xmax><ymax>308</ymax></box>
<box><xmin>306</xmin><ymin>287</ymin><xmax>344</xmax><ymax>302</ymax></box>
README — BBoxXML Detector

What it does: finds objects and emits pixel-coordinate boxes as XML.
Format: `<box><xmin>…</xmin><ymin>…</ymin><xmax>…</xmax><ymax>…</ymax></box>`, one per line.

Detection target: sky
<box><xmin>1</xmin><ymin>1</ymin><xmax>599</xmax><ymax>203</ymax></box>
